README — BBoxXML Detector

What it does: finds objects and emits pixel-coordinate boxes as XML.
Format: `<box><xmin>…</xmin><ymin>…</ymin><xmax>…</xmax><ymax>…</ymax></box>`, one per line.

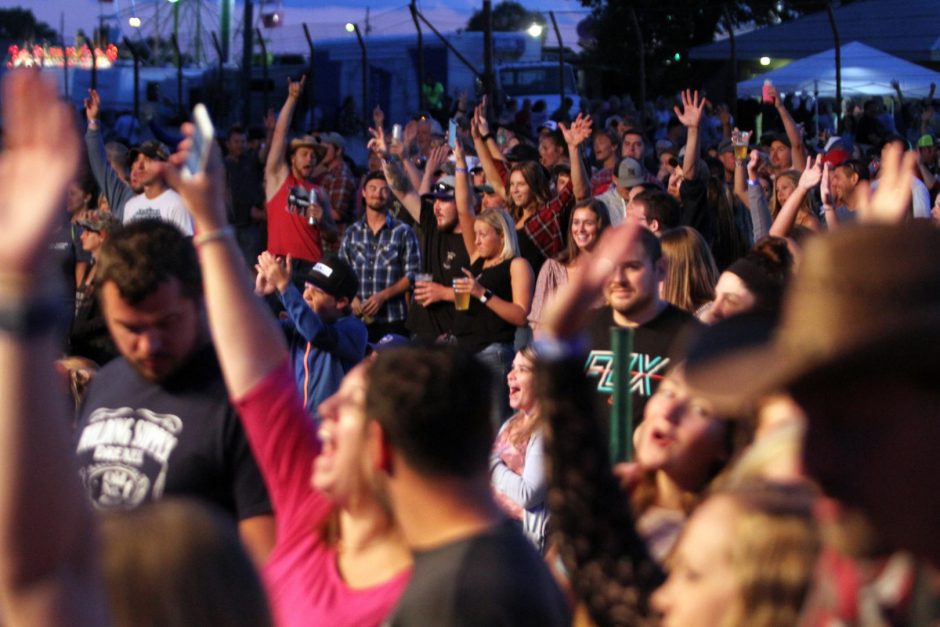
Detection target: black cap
<box><xmin>421</xmin><ymin>175</ymin><xmax>456</xmax><ymax>200</ymax></box>
<box><xmin>293</xmin><ymin>257</ymin><xmax>359</xmax><ymax>301</ymax></box>
<box><xmin>127</xmin><ymin>139</ymin><xmax>170</xmax><ymax>169</ymax></box>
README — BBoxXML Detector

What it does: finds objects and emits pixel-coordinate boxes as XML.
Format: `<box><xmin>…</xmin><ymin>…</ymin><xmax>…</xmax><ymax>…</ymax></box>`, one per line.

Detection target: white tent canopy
<box><xmin>738</xmin><ymin>41</ymin><xmax>940</xmax><ymax>98</ymax></box>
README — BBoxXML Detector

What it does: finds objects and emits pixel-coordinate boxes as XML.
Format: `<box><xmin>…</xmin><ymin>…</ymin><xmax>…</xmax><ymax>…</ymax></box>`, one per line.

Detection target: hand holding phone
<box><xmin>448</xmin><ymin>118</ymin><xmax>458</xmax><ymax>150</ymax></box>
<box><xmin>183</xmin><ymin>103</ymin><xmax>215</xmax><ymax>179</ymax></box>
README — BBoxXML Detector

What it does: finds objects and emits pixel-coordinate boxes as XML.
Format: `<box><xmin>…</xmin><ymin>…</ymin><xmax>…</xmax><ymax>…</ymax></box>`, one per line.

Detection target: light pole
<box><xmin>346</xmin><ymin>22</ymin><xmax>369</xmax><ymax>136</ymax></box>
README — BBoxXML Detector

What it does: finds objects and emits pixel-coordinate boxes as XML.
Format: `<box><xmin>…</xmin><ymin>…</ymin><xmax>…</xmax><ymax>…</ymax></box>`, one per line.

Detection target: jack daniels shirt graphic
<box><xmin>74</xmin><ymin>346</ymin><xmax>271</xmax><ymax>520</ymax></box>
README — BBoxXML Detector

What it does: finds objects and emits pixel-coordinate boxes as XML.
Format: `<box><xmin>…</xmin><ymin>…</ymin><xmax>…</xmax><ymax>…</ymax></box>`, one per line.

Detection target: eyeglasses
<box><xmin>433</xmin><ymin>181</ymin><xmax>455</xmax><ymax>195</ymax></box>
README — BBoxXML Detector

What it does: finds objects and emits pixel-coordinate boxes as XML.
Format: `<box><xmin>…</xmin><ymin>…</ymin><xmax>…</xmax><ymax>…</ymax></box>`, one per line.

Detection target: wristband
<box><xmin>87</xmin><ymin>119</ymin><xmax>100</xmax><ymax>131</ymax></box>
<box><xmin>455</xmin><ymin>167</ymin><xmax>468</xmax><ymax>174</ymax></box>
<box><xmin>193</xmin><ymin>225</ymin><xmax>235</xmax><ymax>247</ymax></box>
<box><xmin>481</xmin><ymin>133</ymin><xmax>493</xmax><ymax>142</ymax></box>
<box><xmin>478</xmin><ymin>288</ymin><xmax>493</xmax><ymax>304</ymax></box>
<box><xmin>746</xmin><ymin>179</ymin><xmax>760</xmax><ymax>187</ymax></box>
<box><xmin>0</xmin><ymin>296</ymin><xmax>66</xmax><ymax>338</ymax></box>
<box><xmin>532</xmin><ymin>334</ymin><xmax>588</xmax><ymax>362</ymax></box>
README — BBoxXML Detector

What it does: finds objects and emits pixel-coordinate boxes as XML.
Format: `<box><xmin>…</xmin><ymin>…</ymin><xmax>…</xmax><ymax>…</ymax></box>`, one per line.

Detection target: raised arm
<box><xmin>769</xmin><ymin>155</ymin><xmax>821</xmax><ymax>238</ymax></box>
<box><xmin>420</xmin><ymin>143</ymin><xmax>450</xmax><ymax>196</ymax></box>
<box><xmin>165</xmin><ymin>127</ymin><xmax>288</xmax><ymax>398</ymax></box>
<box><xmin>819</xmin><ymin>162</ymin><xmax>839</xmax><ymax>230</ymax></box>
<box><xmin>675</xmin><ymin>89</ymin><xmax>705</xmax><ymax>181</ymax></box>
<box><xmin>454</xmin><ymin>137</ymin><xmax>478</xmax><ymax>260</ymax></box>
<box><xmin>471</xmin><ymin>98</ymin><xmax>508</xmax><ymax>199</ymax></box>
<box><xmin>264</xmin><ymin>76</ymin><xmax>305</xmax><ymax>195</ymax></box>
<box><xmin>745</xmin><ymin>150</ymin><xmax>773</xmax><ymax>240</ymax></box>
<box><xmin>559</xmin><ymin>113</ymin><xmax>593</xmax><ymax>201</ymax></box>
<box><xmin>84</xmin><ymin>88</ymin><xmax>133</xmax><ymax>220</ymax></box>
<box><xmin>0</xmin><ymin>71</ymin><xmax>109</xmax><ymax>627</ymax></box>
<box><xmin>768</xmin><ymin>84</ymin><xmax>807</xmax><ymax>171</ymax></box>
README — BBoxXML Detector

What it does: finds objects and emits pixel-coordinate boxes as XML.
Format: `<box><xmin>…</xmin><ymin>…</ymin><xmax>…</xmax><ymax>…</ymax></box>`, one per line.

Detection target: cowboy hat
<box><xmin>685</xmin><ymin>223</ymin><xmax>940</xmax><ymax>409</ymax></box>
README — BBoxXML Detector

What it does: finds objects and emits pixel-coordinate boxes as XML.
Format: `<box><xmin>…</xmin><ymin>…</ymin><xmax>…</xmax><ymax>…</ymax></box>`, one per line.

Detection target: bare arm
<box><xmin>454</xmin><ymin>138</ymin><xmax>478</xmax><ymax>259</ymax></box>
<box><xmin>559</xmin><ymin>114</ymin><xmax>593</xmax><ymax>201</ymax></box>
<box><xmin>471</xmin><ymin>98</ymin><xmax>508</xmax><ymax>199</ymax></box>
<box><xmin>0</xmin><ymin>71</ymin><xmax>109</xmax><ymax>627</ymax></box>
<box><xmin>769</xmin><ymin>155</ymin><xmax>821</xmax><ymax>238</ymax></box>
<box><xmin>819</xmin><ymin>162</ymin><xmax>839</xmax><ymax>230</ymax></box>
<box><xmin>675</xmin><ymin>89</ymin><xmax>705</xmax><ymax>181</ymax></box>
<box><xmin>264</xmin><ymin>76</ymin><xmax>305</xmax><ymax>198</ymax></box>
<box><xmin>460</xmin><ymin>257</ymin><xmax>533</xmax><ymax>327</ymax></box>
<box><xmin>165</xmin><ymin>127</ymin><xmax>289</xmax><ymax>399</ymax></box>
<box><xmin>769</xmin><ymin>85</ymin><xmax>807</xmax><ymax>171</ymax></box>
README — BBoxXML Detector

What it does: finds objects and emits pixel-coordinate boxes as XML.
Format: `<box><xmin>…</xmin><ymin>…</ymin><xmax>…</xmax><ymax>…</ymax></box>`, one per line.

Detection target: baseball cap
<box><xmin>366</xmin><ymin>333</ymin><xmax>411</xmax><ymax>355</ymax></box>
<box><xmin>77</xmin><ymin>210</ymin><xmax>120</xmax><ymax>235</ymax></box>
<box><xmin>294</xmin><ymin>257</ymin><xmax>359</xmax><ymax>301</ymax></box>
<box><xmin>821</xmin><ymin>148</ymin><xmax>850</xmax><ymax>167</ymax></box>
<box><xmin>717</xmin><ymin>138</ymin><xmax>734</xmax><ymax>155</ymax></box>
<box><xmin>616</xmin><ymin>157</ymin><xmax>645</xmax><ymax>189</ymax></box>
<box><xmin>422</xmin><ymin>175</ymin><xmax>456</xmax><ymax>200</ymax></box>
<box><xmin>318</xmin><ymin>132</ymin><xmax>346</xmax><ymax>149</ymax></box>
<box><xmin>127</xmin><ymin>140</ymin><xmax>170</xmax><ymax>168</ymax></box>
<box><xmin>760</xmin><ymin>132</ymin><xmax>791</xmax><ymax>148</ymax></box>
<box><xmin>917</xmin><ymin>134</ymin><xmax>935</xmax><ymax>148</ymax></box>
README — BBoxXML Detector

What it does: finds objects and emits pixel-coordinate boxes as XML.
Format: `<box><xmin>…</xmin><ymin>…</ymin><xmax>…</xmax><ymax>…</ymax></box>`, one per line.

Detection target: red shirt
<box><xmin>266</xmin><ymin>173</ymin><xmax>325</xmax><ymax>263</ymax></box>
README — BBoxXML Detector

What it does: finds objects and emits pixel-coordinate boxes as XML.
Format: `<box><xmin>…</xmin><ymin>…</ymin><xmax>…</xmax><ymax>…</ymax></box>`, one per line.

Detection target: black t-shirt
<box><xmin>453</xmin><ymin>257</ymin><xmax>516</xmax><ymax>353</ymax></box>
<box><xmin>406</xmin><ymin>200</ymin><xmax>470</xmax><ymax>342</ymax></box>
<box><xmin>386</xmin><ymin>519</ymin><xmax>569</xmax><ymax>627</ymax></box>
<box><xmin>74</xmin><ymin>345</ymin><xmax>272</xmax><ymax>521</ymax></box>
<box><xmin>585</xmin><ymin>304</ymin><xmax>702</xmax><ymax>427</ymax></box>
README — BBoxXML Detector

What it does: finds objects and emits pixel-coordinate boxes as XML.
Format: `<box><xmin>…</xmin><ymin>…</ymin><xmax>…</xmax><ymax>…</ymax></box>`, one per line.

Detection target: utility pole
<box><xmin>241</xmin><ymin>0</ymin><xmax>254</xmax><ymax>126</ymax></box>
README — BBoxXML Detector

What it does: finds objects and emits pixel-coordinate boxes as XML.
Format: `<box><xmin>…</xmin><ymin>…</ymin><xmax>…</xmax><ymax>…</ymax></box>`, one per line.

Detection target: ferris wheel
<box><xmin>102</xmin><ymin>0</ymin><xmax>245</xmax><ymax>66</ymax></box>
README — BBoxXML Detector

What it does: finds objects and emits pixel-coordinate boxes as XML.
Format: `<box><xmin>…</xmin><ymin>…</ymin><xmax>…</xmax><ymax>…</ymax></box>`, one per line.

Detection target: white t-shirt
<box><xmin>123</xmin><ymin>189</ymin><xmax>193</xmax><ymax>235</ymax></box>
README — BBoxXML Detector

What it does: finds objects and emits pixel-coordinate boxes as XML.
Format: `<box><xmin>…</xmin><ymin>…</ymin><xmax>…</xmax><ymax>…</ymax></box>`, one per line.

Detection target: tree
<box><xmin>466</xmin><ymin>1</ymin><xmax>546</xmax><ymax>33</ymax></box>
<box><xmin>580</xmin><ymin>1</ymin><xmax>859</xmax><ymax>103</ymax></box>
<box><xmin>0</xmin><ymin>8</ymin><xmax>57</xmax><ymax>44</ymax></box>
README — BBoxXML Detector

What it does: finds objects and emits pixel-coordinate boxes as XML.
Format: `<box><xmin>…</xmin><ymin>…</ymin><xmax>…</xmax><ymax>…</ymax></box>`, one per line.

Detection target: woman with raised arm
<box><xmin>472</xmin><ymin>100</ymin><xmax>592</xmax><ymax>276</ymax></box>
<box><xmin>163</xmin><ymin>120</ymin><xmax>412</xmax><ymax>627</ymax></box>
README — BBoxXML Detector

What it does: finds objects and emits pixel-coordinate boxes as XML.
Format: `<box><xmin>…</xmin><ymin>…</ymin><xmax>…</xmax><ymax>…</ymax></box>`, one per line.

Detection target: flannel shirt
<box><xmin>340</xmin><ymin>213</ymin><xmax>421</xmax><ymax>324</ymax></box>
<box><xmin>314</xmin><ymin>162</ymin><xmax>358</xmax><ymax>225</ymax></box>
<box><xmin>523</xmin><ymin>182</ymin><xmax>574</xmax><ymax>260</ymax></box>
<box><xmin>491</xmin><ymin>159</ymin><xmax>574</xmax><ymax>260</ymax></box>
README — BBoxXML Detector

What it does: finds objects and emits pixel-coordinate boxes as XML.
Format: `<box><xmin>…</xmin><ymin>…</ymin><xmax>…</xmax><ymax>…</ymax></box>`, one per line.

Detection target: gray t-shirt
<box><xmin>385</xmin><ymin>519</ymin><xmax>568</xmax><ymax>627</ymax></box>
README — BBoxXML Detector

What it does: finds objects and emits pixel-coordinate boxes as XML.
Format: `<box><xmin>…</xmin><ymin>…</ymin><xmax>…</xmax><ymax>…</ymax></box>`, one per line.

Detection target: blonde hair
<box><xmin>660</xmin><ymin>227</ymin><xmax>718</xmax><ymax>313</ymax></box>
<box><xmin>475</xmin><ymin>208</ymin><xmax>520</xmax><ymax>263</ymax></box>
<box><xmin>771</xmin><ymin>170</ymin><xmax>819</xmax><ymax>227</ymax></box>
<box><xmin>101</xmin><ymin>499</ymin><xmax>273</xmax><ymax>627</ymax></box>
<box><xmin>714</xmin><ymin>481</ymin><xmax>819</xmax><ymax>627</ymax></box>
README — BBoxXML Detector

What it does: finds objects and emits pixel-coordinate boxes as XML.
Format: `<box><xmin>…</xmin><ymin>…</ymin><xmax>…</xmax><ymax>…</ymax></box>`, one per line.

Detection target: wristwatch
<box><xmin>479</xmin><ymin>288</ymin><xmax>493</xmax><ymax>304</ymax></box>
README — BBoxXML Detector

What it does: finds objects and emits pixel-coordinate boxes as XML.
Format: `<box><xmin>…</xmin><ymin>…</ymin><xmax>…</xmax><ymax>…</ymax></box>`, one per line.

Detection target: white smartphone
<box><xmin>183</xmin><ymin>103</ymin><xmax>215</xmax><ymax>179</ymax></box>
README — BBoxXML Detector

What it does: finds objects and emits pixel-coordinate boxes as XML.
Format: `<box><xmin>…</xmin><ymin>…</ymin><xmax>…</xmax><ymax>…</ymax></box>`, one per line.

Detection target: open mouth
<box><xmin>650</xmin><ymin>428</ymin><xmax>675</xmax><ymax>447</ymax></box>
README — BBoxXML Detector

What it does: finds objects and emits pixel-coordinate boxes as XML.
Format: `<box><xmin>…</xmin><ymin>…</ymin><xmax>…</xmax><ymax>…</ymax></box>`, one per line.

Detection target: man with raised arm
<box><xmin>264</xmin><ymin>75</ymin><xmax>337</xmax><ymax>263</ymax></box>
<box><xmin>84</xmin><ymin>87</ymin><xmax>136</xmax><ymax>220</ymax></box>
<box><xmin>0</xmin><ymin>70</ymin><xmax>110</xmax><ymax>627</ymax></box>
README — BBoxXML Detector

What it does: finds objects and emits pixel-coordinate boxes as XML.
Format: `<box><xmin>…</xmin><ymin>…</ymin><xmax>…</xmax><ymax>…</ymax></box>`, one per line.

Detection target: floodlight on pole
<box><xmin>129</xmin><ymin>16</ymin><xmax>142</xmax><ymax>28</ymax></box>
<box><xmin>527</xmin><ymin>23</ymin><xmax>543</xmax><ymax>38</ymax></box>
<box><xmin>345</xmin><ymin>22</ymin><xmax>356</xmax><ymax>33</ymax></box>
<box><xmin>760</xmin><ymin>56</ymin><xmax>771</xmax><ymax>66</ymax></box>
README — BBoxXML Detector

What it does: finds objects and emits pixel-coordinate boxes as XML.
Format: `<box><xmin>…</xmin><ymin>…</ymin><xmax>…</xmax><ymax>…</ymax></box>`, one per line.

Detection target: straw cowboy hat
<box><xmin>685</xmin><ymin>223</ymin><xmax>940</xmax><ymax>408</ymax></box>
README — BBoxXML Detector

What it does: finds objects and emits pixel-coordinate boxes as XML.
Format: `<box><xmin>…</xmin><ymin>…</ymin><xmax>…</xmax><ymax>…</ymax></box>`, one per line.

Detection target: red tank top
<box><xmin>266</xmin><ymin>174</ymin><xmax>324</xmax><ymax>262</ymax></box>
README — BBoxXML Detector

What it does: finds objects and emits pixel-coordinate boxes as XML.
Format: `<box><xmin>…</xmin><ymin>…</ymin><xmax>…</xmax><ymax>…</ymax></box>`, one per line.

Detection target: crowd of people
<box><xmin>4</xmin><ymin>64</ymin><xmax>940</xmax><ymax>626</ymax></box>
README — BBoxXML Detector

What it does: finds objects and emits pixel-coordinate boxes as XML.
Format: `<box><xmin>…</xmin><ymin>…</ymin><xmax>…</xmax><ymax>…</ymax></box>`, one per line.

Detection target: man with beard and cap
<box><xmin>122</xmin><ymin>139</ymin><xmax>193</xmax><ymax>235</ymax></box>
<box><xmin>373</xmin><ymin>130</ymin><xmax>471</xmax><ymax>343</ymax></box>
<box><xmin>340</xmin><ymin>170</ymin><xmax>421</xmax><ymax>343</ymax></box>
<box><xmin>264</xmin><ymin>75</ymin><xmax>337</xmax><ymax>263</ymax></box>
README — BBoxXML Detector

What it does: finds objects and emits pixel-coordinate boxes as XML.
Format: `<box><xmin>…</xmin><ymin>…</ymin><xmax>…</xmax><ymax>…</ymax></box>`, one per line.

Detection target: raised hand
<box><xmin>256</xmin><ymin>251</ymin><xmax>291</xmax><ymax>292</ymax></box>
<box><xmin>673</xmin><ymin>89</ymin><xmax>706</xmax><ymax>128</ymax></box>
<box><xmin>425</xmin><ymin>143</ymin><xmax>451</xmax><ymax>174</ymax></box>
<box><xmin>287</xmin><ymin>75</ymin><xmax>306</xmax><ymax>100</ymax></box>
<box><xmin>820</xmin><ymin>162</ymin><xmax>833</xmax><ymax>207</ymax></box>
<box><xmin>372</xmin><ymin>105</ymin><xmax>385</xmax><ymax>130</ymax></box>
<box><xmin>83</xmin><ymin>88</ymin><xmax>100</xmax><ymax>122</ymax></box>
<box><xmin>857</xmin><ymin>142</ymin><xmax>917</xmax><ymax>224</ymax></box>
<box><xmin>160</xmin><ymin>122</ymin><xmax>227</xmax><ymax>230</ymax></box>
<box><xmin>368</xmin><ymin>126</ymin><xmax>388</xmax><ymax>158</ymax></box>
<box><xmin>474</xmin><ymin>96</ymin><xmax>491</xmax><ymax>138</ymax></box>
<box><xmin>747</xmin><ymin>149</ymin><xmax>761</xmax><ymax>180</ymax></box>
<box><xmin>797</xmin><ymin>154</ymin><xmax>823</xmax><ymax>190</ymax></box>
<box><xmin>558</xmin><ymin>113</ymin><xmax>593</xmax><ymax>148</ymax></box>
<box><xmin>0</xmin><ymin>71</ymin><xmax>80</xmax><ymax>277</ymax></box>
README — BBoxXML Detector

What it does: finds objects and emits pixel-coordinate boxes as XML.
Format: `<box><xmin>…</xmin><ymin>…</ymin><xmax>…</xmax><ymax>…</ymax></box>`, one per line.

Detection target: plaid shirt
<box><xmin>314</xmin><ymin>162</ymin><xmax>358</xmax><ymax>225</ymax></box>
<box><xmin>523</xmin><ymin>182</ymin><xmax>574</xmax><ymax>259</ymax></box>
<box><xmin>340</xmin><ymin>213</ymin><xmax>421</xmax><ymax>324</ymax></box>
<box><xmin>491</xmin><ymin>159</ymin><xmax>574</xmax><ymax>259</ymax></box>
